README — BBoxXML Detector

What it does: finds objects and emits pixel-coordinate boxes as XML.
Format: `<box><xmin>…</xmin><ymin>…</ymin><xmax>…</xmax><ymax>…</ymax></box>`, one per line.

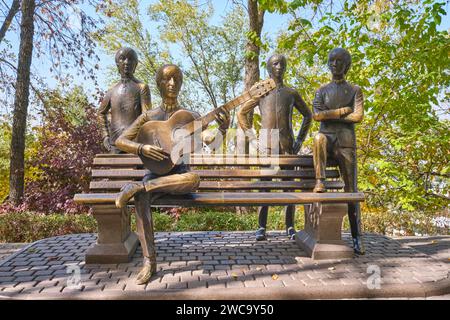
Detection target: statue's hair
<box><xmin>115</xmin><ymin>47</ymin><xmax>138</xmax><ymax>64</ymax></box>
<box><xmin>266</xmin><ymin>54</ymin><xmax>287</xmax><ymax>73</ymax></box>
<box><xmin>328</xmin><ymin>48</ymin><xmax>352</xmax><ymax>74</ymax></box>
<box><xmin>155</xmin><ymin>64</ymin><xmax>183</xmax><ymax>92</ymax></box>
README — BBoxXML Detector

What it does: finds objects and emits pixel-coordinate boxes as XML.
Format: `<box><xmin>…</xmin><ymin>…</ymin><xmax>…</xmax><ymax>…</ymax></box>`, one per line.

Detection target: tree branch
<box><xmin>0</xmin><ymin>0</ymin><xmax>20</xmax><ymax>44</ymax></box>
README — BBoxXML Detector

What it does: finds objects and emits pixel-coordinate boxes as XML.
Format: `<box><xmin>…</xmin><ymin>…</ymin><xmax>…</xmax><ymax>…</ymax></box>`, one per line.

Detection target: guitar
<box><xmin>136</xmin><ymin>78</ymin><xmax>276</xmax><ymax>175</ymax></box>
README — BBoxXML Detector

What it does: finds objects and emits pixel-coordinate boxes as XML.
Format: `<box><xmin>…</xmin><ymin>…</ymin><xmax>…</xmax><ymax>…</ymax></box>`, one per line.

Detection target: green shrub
<box><xmin>0</xmin><ymin>212</ymin><xmax>97</xmax><ymax>243</ymax></box>
<box><xmin>1</xmin><ymin>205</ymin><xmax>446</xmax><ymax>243</ymax></box>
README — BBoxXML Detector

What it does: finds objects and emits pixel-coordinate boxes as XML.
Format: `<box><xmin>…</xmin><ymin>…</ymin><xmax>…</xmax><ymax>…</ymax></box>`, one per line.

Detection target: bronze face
<box><xmin>267</xmin><ymin>54</ymin><xmax>286</xmax><ymax>80</ymax></box>
<box><xmin>115</xmin><ymin>47</ymin><xmax>138</xmax><ymax>78</ymax></box>
<box><xmin>327</xmin><ymin>48</ymin><xmax>351</xmax><ymax>79</ymax></box>
<box><xmin>156</xmin><ymin>65</ymin><xmax>183</xmax><ymax>99</ymax></box>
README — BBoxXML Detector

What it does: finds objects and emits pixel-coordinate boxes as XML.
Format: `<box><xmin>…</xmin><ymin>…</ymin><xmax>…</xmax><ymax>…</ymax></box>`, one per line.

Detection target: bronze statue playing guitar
<box><xmin>114</xmin><ymin>64</ymin><xmax>275</xmax><ymax>285</ymax></box>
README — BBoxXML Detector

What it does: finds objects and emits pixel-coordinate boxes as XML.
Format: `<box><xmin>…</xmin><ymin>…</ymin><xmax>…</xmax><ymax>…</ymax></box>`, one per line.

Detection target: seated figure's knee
<box><xmin>314</xmin><ymin>132</ymin><xmax>326</xmax><ymax>146</ymax></box>
<box><xmin>185</xmin><ymin>172</ymin><xmax>200</xmax><ymax>188</ymax></box>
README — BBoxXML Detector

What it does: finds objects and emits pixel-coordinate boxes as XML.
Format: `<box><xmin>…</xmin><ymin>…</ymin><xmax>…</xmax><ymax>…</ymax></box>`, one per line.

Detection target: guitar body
<box><xmin>136</xmin><ymin>109</ymin><xmax>198</xmax><ymax>175</ymax></box>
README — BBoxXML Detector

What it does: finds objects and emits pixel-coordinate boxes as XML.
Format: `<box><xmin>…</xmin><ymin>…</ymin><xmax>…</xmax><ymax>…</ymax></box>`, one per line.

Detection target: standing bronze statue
<box><xmin>312</xmin><ymin>47</ymin><xmax>365</xmax><ymax>255</ymax></box>
<box><xmin>99</xmin><ymin>47</ymin><xmax>151</xmax><ymax>153</ymax></box>
<box><xmin>237</xmin><ymin>54</ymin><xmax>312</xmax><ymax>241</ymax></box>
<box><xmin>114</xmin><ymin>64</ymin><xmax>230</xmax><ymax>285</ymax></box>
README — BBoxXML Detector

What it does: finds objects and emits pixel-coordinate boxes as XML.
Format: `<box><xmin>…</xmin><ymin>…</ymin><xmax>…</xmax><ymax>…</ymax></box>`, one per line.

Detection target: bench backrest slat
<box><xmin>89</xmin><ymin>180</ymin><xmax>344</xmax><ymax>191</ymax></box>
<box><xmin>91</xmin><ymin>168</ymin><xmax>340</xmax><ymax>179</ymax></box>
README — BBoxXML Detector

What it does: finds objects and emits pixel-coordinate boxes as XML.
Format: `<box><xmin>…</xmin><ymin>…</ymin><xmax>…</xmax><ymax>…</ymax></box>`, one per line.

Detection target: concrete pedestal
<box><xmin>85</xmin><ymin>205</ymin><xmax>139</xmax><ymax>264</ymax></box>
<box><xmin>296</xmin><ymin>203</ymin><xmax>353</xmax><ymax>260</ymax></box>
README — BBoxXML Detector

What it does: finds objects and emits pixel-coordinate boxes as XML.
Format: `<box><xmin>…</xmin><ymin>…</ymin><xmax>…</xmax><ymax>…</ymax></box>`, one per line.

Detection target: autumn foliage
<box><xmin>0</xmin><ymin>88</ymin><xmax>102</xmax><ymax>214</ymax></box>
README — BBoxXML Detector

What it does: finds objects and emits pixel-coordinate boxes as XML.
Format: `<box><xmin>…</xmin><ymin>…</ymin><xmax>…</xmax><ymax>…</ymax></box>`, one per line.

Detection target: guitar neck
<box><xmin>201</xmin><ymin>91</ymin><xmax>252</xmax><ymax>127</ymax></box>
<box><xmin>182</xmin><ymin>90</ymin><xmax>253</xmax><ymax>135</ymax></box>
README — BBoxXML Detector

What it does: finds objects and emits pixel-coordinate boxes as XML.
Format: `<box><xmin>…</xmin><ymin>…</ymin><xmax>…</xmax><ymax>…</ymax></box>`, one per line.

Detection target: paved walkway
<box><xmin>0</xmin><ymin>232</ymin><xmax>448</xmax><ymax>299</ymax></box>
<box><xmin>0</xmin><ymin>243</ymin><xmax>27</xmax><ymax>261</ymax></box>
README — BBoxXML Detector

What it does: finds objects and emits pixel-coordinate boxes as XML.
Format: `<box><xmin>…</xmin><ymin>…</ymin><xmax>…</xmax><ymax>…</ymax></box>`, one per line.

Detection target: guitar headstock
<box><xmin>248</xmin><ymin>78</ymin><xmax>276</xmax><ymax>99</ymax></box>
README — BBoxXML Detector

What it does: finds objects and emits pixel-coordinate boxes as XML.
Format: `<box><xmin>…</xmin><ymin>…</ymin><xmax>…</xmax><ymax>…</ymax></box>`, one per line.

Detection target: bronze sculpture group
<box><xmin>99</xmin><ymin>47</ymin><xmax>365</xmax><ymax>285</ymax></box>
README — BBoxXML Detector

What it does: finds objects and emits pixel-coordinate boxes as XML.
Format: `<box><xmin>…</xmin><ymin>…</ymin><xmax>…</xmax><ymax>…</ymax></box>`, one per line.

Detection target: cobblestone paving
<box><xmin>394</xmin><ymin>236</ymin><xmax>449</xmax><ymax>263</ymax></box>
<box><xmin>0</xmin><ymin>232</ymin><xmax>448</xmax><ymax>299</ymax></box>
<box><xmin>0</xmin><ymin>243</ymin><xmax>27</xmax><ymax>261</ymax></box>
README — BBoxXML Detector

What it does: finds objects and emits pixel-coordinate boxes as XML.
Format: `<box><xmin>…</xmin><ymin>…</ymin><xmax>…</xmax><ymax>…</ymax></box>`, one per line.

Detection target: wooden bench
<box><xmin>74</xmin><ymin>153</ymin><xmax>365</xmax><ymax>263</ymax></box>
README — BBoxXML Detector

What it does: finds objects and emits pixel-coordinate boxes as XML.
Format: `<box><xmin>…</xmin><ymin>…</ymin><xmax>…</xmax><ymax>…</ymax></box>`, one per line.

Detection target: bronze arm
<box><xmin>341</xmin><ymin>86</ymin><xmax>364</xmax><ymax>123</ymax></box>
<box><xmin>312</xmin><ymin>90</ymin><xmax>352</xmax><ymax>121</ymax></box>
<box><xmin>98</xmin><ymin>90</ymin><xmax>112</xmax><ymax>139</ymax></box>
<box><xmin>293</xmin><ymin>92</ymin><xmax>312</xmax><ymax>148</ymax></box>
<box><xmin>237</xmin><ymin>98</ymin><xmax>258</xmax><ymax>132</ymax></box>
<box><xmin>115</xmin><ymin>112</ymin><xmax>150</xmax><ymax>154</ymax></box>
<box><xmin>139</xmin><ymin>83</ymin><xmax>152</xmax><ymax>113</ymax></box>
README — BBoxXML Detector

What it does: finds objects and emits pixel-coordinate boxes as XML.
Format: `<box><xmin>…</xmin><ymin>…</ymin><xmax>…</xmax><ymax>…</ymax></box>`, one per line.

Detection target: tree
<box><xmin>9</xmin><ymin>0</ymin><xmax>35</xmax><ymax>205</ymax></box>
<box><xmin>4</xmin><ymin>0</ymin><xmax>103</xmax><ymax>205</ymax></box>
<box><xmin>244</xmin><ymin>0</ymin><xmax>265</xmax><ymax>92</ymax></box>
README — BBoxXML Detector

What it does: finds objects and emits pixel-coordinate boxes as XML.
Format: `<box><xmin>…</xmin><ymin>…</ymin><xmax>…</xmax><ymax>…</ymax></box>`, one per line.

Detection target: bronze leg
<box><xmin>281</xmin><ymin>162</ymin><xmax>296</xmax><ymax>237</ymax></box>
<box><xmin>258</xmin><ymin>206</ymin><xmax>269</xmax><ymax>229</ymax></box>
<box><xmin>334</xmin><ymin>147</ymin><xmax>364</xmax><ymax>254</ymax></box>
<box><xmin>134</xmin><ymin>191</ymin><xmax>156</xmax><ymax>262</ymax></box>
<box><xmin>143</xmin><ymin>172</ymin><xmax>200</xmax><ymax>194</ymax></box>
<box><xmin>313</xmin><ymin>133</ymin><xmax>327</xmax><ymax>192</ymax></box>
<box><xmin>132</xmin><ymin>172</ymin><xmax>201</xmax><ymax>284</ymax></box>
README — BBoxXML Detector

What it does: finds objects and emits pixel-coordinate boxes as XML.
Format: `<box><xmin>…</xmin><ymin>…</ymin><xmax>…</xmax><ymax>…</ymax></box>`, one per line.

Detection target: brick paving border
<box><xmin>0</xmin><ymin>232</ymin><xmax>448</xmax><ymax>300</ymax></box>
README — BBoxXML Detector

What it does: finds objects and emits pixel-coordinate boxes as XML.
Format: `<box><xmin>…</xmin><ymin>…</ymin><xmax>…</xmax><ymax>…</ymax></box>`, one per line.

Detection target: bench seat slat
<box><xmin>74</xmin><ymin>192</ymin><xmax>364</xmax><ymax>206</ymax></box>
<box><xmin>91</xmin><ymin>169</ymin><xmax>340</xmax><ymax>179</ymax></box>
<box><xmin>93</xmin><ymin>156</ymin><xmax>338</xmax><ymax>167</ymax></box>
<box><xmin>89</xmin><ymin>180</ymin><xmax>344</xmax><ymax>191</ymax></box>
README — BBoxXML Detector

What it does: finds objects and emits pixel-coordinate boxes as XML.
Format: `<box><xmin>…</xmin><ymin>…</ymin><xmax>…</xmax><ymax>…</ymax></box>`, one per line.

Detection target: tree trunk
<box><xmin>245</xmin><ymin>0</ymin><xmax>264</xmax><ymax>91</ymax></box>
<box><xmin>236</xmin><ymin>0</ymin><xmax>264</xmax><ymax>214</ymax></box>
<box><xmin>241</xmin><ymin>0</ymin><xmax>264</xmax><ymax>150</ymax></box>
<box><xmin>9</xmin><ymin>0</ymin><xmax>35</xmax><ymax>205</ymax></box>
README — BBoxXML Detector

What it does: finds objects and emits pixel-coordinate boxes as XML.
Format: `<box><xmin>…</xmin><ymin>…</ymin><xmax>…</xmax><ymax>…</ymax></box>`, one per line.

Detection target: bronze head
<box><xmin>115</xmin><ymin>47</ymin><xmax>138</xmax><ymax>78</ymax></box>
<box><xmin>327</xmin><ymin>48</ymin><xmax>352</xmax><ymax>79</ymax></box>
<box><xmin>156</xmin><ymin>64</ymin><xmax>183</xmax><ymax>99</ymax></box>
<box><xmin>267</xmin><ymin>54</ymin><xmax>287</xmax><ymax>80</ymax></box>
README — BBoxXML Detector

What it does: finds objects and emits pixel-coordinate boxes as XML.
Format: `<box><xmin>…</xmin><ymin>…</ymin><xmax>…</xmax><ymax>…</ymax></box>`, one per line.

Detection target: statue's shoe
<box><xmin>352</xmin><ymin>237</ymin><xmax>365</xmax><ymax>255</ymax></box>
<box><xmin>115</xmin><ymin>182</ymin><xmax>144</xmax><ymax>208</ymax></box>
<box><xmin>135</xmin><ymin>261</ymin><xmax>157</xmax><ymax>285</ymax></box>
<box><xmin>287</xmin><ymin>227</ymin><xmax>296</xmax><ymax>240</ymax></box>
<box><xmin>313</xmin><ymin>180</ymin><xmax>326</xmax><ymax>193</ymax></box>
<box><xmin>255</xmin><ymin>228</ymin><xmax>266</xmax><ymax>241</ymax></box>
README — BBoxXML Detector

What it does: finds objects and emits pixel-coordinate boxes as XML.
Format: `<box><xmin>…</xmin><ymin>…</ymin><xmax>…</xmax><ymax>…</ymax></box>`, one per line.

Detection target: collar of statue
<box><xmin>162</xmin><ymin>101</ymin><xmax>179</xmax><ymax>113</ymax></box>
<box><xmin>120</xmin><ymin>76</ymin><xmax>137</xmax><ymax>84</ymax></box>
<box><xmin>333</xmin><ymin>78</ymin><xmax>347</xmax><ymax>84</ymax></box>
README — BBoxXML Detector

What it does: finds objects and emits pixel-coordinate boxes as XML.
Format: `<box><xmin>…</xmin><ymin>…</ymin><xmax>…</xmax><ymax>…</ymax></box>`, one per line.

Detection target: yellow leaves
<box><xmin>271</xmin><ymin>274</ymin><xmax>279</xmax><ymax>280</ymax></box>
<box><xmin>231</xmin><ymin>272</ymin><xmax>238</xmax><ymax>280</ymax></box>
<box><xmin>328</xmin><ymin>267</ymin><xmax>336</xmax><ymax>271</ymax></box>
<box><xmin>430</xmin><ymin>240</ymin><xmax>438</xmax><ymax>245</ymax></box>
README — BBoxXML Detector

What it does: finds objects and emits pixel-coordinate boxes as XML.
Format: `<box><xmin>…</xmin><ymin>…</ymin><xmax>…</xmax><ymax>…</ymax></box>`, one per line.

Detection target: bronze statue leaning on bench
<box><xmin>98</xmin><ymin>47</ymin><xmax>151</xmax><ymax>154</ymax></box>
<box><xmin>311</xmin><ymin>47</ymin><xmax>365</xmax><ymax>255</ymax></box>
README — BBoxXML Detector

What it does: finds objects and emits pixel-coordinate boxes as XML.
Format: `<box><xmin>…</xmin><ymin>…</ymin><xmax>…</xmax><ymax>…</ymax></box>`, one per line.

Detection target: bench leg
<box><xmin>85</xmin><ymin>205</ymin><xmax>139</xmax><ymax>264</ymax></box>
<box><xmin>295</xmin><ymin>203</ymin><xmax>354</xmax><ymax>260</ymax></box>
